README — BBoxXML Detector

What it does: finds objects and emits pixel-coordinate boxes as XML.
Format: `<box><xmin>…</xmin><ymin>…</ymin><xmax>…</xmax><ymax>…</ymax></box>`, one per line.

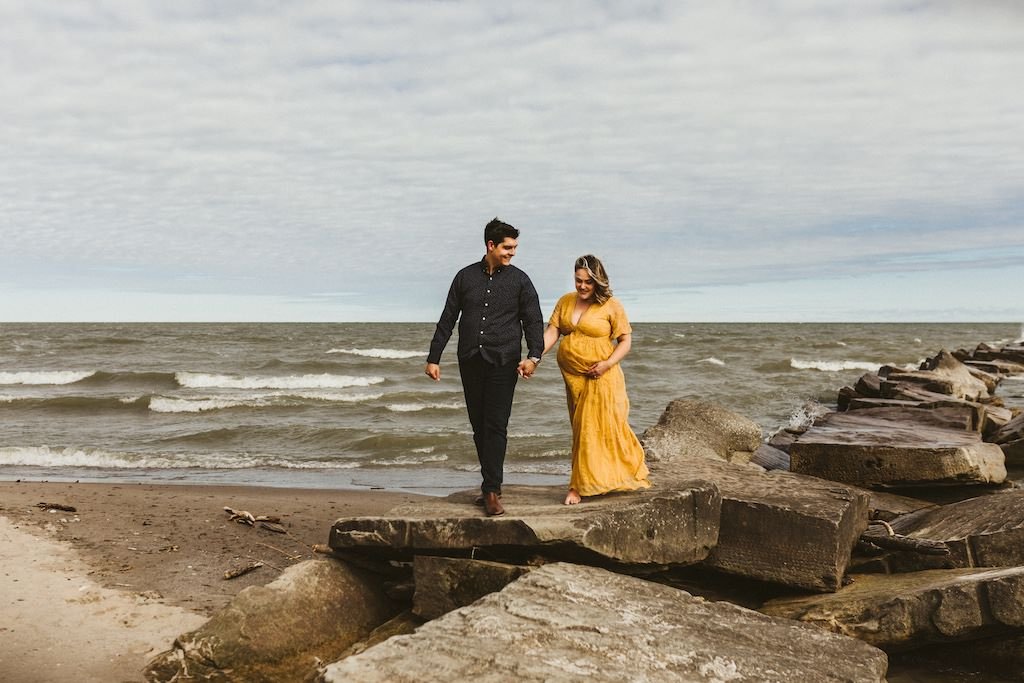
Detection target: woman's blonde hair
<box><xmin>575</xmin><ymin>254</ymin><xmax>612</xmax><ymax>305</ymax></box>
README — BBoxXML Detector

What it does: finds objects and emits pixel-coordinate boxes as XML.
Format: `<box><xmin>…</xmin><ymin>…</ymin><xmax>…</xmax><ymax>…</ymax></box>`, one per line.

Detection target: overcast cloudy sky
<box><xmin>2</xmin><ymin>1</ymin><xmax>1022</xmax><ymax>323</ymax></box>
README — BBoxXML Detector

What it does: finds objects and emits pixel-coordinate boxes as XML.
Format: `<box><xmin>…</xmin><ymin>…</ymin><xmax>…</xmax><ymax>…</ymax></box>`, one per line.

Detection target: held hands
<box><xmin>517</xmin><ymin>358</ymin><xmax>539</xmax><ymax>379</ymax></box>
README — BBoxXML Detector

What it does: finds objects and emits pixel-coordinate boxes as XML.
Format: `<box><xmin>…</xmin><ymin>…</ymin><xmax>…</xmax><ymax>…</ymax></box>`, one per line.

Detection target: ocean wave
<box><xmin>0</xmin><ymin>445</ymin><xmax>363</xmax><ymax>470</ymax></box>
<box><xmin>696</xmin><ymin>357</ymin><xmax>726</xmax><ymax>366</ymax></box>
<box><xmin>370</xmin><ymin>453</ymin><xmax>449</xmax><ymax>466</ymax></box>
<box><xmin>386</xmin><ymin>401</ymin><xmax>464</xmax><ymax>412</ymax></box>
<box><xmin>0</xmin><ymin>370</ymin><xmax>95</xmax><ymax>385</ymax></box>
<box><xmin>790</xmin><ymin>359</ymin><xmax>881</xmax><ymax>372</ymax></box>
<box><xmin>148</xmin><ymin>390</ymin><xmax>384</xmax><ymax>413</ymax></box>
<box><xmin>175</xmin><ymin>372</ymin><xmax>385</xmax><ymax>390</ymax></box>
<box><xmin>327</xmin><ymin>347</ymin><xmax>424</xmax><ymax>359</ymax></box>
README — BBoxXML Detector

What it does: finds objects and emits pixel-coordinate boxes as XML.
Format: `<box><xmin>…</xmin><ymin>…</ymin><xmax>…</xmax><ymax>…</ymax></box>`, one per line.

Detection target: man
<box><xmin>425</xmin><ymin>218</ymin><xmax>544</xmax><ymax>516</ymax></box>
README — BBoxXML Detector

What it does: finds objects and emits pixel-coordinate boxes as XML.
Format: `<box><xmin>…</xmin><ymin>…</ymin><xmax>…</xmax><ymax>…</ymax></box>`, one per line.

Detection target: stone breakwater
<box><xmin>144</xmin><ymin>341</ymin><xmax>1024</xmax><ymax>683</ymax></box>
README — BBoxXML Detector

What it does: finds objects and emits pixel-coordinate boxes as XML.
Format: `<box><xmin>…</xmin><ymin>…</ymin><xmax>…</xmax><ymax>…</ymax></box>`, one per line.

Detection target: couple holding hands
<box><xmin>425</xmin><ymin>218</ymin><xmax>650</xmax><ymax>516</ymax></box>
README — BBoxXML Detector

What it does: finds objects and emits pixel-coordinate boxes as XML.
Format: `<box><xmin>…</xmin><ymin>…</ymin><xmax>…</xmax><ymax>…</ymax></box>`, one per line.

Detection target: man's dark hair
<box><xmin>484</xmin><ymin>217</ymin><xmax>519</xmax><ymax>246</ymax></box>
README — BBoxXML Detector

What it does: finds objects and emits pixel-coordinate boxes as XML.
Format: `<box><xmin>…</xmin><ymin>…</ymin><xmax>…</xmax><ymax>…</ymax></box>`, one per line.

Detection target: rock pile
<box><xmin>145</xmin><ymin>341</ymin><xmax>1024</xmax><ymax>683</ymax></box>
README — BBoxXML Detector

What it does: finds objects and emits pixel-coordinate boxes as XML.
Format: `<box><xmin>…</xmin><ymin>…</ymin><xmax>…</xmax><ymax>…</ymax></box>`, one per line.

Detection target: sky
<box><xmin>1</xmin><ymin>1</ymin><xmax>1022</xmax><ymax>323</ymax></box>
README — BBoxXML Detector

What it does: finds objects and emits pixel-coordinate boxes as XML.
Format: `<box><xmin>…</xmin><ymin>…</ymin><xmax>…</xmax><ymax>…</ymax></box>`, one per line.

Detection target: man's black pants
<box><xmin>458</xmin><ymin>354</ymin><xmax>519</xmax><ymax>494</ymax></box>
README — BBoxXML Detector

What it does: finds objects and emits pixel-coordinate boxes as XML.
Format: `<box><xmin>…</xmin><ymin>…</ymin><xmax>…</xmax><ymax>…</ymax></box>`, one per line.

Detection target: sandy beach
<box><xmin>0</xmin><ymin>480</ymin><xmax>428</xmax><ymax>683</ymax></box>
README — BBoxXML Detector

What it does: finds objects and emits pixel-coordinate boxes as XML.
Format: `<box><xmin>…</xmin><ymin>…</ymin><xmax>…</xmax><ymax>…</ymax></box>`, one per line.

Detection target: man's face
<box><xmin>487</xmin><ymin>237</ymin><xmax>518</xmax><ymax>267</ymax></box>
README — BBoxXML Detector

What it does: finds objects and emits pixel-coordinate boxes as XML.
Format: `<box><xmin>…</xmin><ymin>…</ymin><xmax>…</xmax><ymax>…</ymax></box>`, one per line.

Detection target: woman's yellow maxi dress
<box><xmin>550</xmin><ymin>293</ymin><xmax>651</xmax><ymax>497</ymax></box>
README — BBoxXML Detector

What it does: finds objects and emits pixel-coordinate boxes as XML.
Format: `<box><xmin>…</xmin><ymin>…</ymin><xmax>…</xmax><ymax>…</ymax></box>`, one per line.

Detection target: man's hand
<box><xmin>425</xmin><ymin>363</ymin><xmax>441</xmax><ymax>381</ymax></box>
<box><xmin>517</xmin><ymin>358</ymin><xmax>538</xmax><ymax>378</ymax></box>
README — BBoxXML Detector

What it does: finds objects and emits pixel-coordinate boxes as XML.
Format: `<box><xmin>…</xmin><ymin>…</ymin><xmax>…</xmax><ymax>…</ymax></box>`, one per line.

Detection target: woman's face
<box><xmin>575</xmin><ymin>268</ymin><xmax>595</xmax><ymax>300</ymax></box>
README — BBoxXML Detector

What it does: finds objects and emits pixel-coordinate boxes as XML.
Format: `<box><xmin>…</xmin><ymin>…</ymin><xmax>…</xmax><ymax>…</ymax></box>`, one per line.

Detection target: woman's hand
<box><xmin>586</xmin><ymin>360</ymin><xmax>611</xmax><ymax>378</ymax></box>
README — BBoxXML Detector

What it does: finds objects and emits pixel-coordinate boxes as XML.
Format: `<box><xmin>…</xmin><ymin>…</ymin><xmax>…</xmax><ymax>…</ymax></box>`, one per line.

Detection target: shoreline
<box><xmin>0</xmin><ymin>480</ymin><xmax>430</xmax><ymax>683</ymax></box>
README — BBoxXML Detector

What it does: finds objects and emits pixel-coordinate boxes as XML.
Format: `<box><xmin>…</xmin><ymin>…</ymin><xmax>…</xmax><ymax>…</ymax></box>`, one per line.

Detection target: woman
<box><xmin>542</xmin><ymin>255</ymin><xmax>651</xmax><ymax>505</ymax></box>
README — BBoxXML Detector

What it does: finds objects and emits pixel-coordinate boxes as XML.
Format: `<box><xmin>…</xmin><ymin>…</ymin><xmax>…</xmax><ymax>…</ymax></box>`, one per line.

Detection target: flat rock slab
<box><xmin>330</xmin><ymin>482</ymin><xmax>721</xmax><ymax>566</ymax></box>
<box><xmin>790</xmin><ymin>410</ymin><xmax>1006</xmax><ymax>487</ymax></box>
<box><xmin>322</xmin><ymin>563</ymin><xmax>889</xmax><ymax>683</ymax></box>
<box><xmin>652</xmin><ymin>458</ymin><xmax>869</xmax><ymax>592</ymax></box>
<box><xmin>762</xmin><ymin>566</ymin><xmax>1024</xmax><ymax>651</ymax></box>
<box><xmin>886</xmin><ymin>489</ymin><xmax>1024</xmax><ymax>569</ymax></box>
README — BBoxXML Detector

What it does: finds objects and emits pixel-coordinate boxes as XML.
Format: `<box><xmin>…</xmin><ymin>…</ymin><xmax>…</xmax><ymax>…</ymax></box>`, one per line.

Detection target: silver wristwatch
<box><xmin>528</xmin><ymin>356</ymin><xmax>542</xmax><ymax>365</ymax></box>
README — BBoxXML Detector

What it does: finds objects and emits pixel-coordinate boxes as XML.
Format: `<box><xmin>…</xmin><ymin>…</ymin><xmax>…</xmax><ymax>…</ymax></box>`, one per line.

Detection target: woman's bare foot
<box><xmin>563</xmin><ymin>489</ymin><xmax>581</xmax><ymax>505</ymax></box>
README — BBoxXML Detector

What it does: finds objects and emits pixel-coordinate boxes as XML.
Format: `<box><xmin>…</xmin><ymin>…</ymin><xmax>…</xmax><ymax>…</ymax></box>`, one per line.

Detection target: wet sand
<box><xmin>0</xmin><ymin>480</ymin><xmax>427</xmax><ymax>683</ymax></box>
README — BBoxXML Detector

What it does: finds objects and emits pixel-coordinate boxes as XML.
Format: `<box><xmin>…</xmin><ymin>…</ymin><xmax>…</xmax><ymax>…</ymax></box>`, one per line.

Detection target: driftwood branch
<box><xmin>860</xmin><ymin>521</ymin><xmax>950</xmax><ymax>556</ymax></box>
<box><xmin>223</xmin><ymin>561</ymin><xmax>264</xmax><ymax>580</ymax></box>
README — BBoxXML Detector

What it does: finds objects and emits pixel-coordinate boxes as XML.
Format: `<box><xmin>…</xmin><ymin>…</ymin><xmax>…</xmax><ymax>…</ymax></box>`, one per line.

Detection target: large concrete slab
<box><xmin>330</xmin><ymin>482</ymin><xmax>721</xmax><ymax>566</ymax></box>
<box><xmin>322</xmin><ymin>563</ymin><xmax>889</xmax><ymax>683</ymax></box>
<box><xmin>789</xmin><ymin>410</ymin><xmax>1007</xmax><ymax>487</ymax></box>
<box><xmin>762</xmin><ymin>566</ymin><xmax>1024</xmax><ymax>651</ymax></box>
<box><xmin>652</xmin><ymin>458</ymin><xmax>869</xmax><ymax>592</ymax></box>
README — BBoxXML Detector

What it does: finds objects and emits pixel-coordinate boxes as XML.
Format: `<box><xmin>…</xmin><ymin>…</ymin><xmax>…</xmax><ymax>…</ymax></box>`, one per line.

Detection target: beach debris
<box><xmin>36</xmin><ymin>502</ymin><xmax>76</xmax><ymax>513</ymax></box>
<box><xmin>224</xmin><ymin>560</ymin><xmax>264</xmax><ymax>580</ymax></box>
<box><xmin>224</xmin><ymin>506</ymin><xmax>256</xmax><ymax>525</ymax></box>
<box><xmin>312</xmin><ymin>543</ymin><xmax>333</xmax><ymax>554</ymax></box>
<box><xmin>258</xmin><ymin>520</ymin><xmax>287</xmax><ymax>534</ymax></box>
<box><xmin>858</xmin><ymin>520</ymin><xmax>950</xmax><ymax>556</ymax></box>
<box><xmin>224</xmin><ymin>506</ymin><xmax>285</xmax><ymax>532</ymax></box>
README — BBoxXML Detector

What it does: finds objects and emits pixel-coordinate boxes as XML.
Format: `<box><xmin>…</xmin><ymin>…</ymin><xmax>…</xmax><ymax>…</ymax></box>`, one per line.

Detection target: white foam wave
<box><xmin>327</xmin><ymin>348</ymin><xmax>423</xmax><ymax>359</ymax></box>
<box><xmin>673</xmin><ymin>333</ymin><xmax>686</xmax><ymax>338</ymax></box>
<box><xmin>386</xmin><ymin>401</ymin><xmax>464</xmax><ymax>412</ymax></box>
<box><xmin>0</xmin><ymin>445</ymin><xmax>362</xmax><ymax>470</ymax></box>
<box><xmin>149</xmin><ymin>391</ymin><xmax>383</xmax><ymax>413</ymax></box>
<box><xmin>0</xmin><ymin>370</ymin><xmax>94</xmax><ymax>385</ymax></box>
<box><xmin>150</xmin><ymin>397</ymin><xmax>258</xmax><ymax>413</ymax></box>
<box><xmin>790</xmin><ymin>359</ymin><xmax>880</xmax><ymax>372</ymax></box>
<box><xmin>697</xmin><ymin>357</ymin><xmax>726</xmax><ymax>366</ymax></box>
<box><xmin>370</xmin><ymin>453</ymin><xmax>449</xmax><ymax>466</ymax></box>
<box><xmin>176</xmin><ymin>372</ymin><xmax>384</xmax><ymax>390</ymax></box>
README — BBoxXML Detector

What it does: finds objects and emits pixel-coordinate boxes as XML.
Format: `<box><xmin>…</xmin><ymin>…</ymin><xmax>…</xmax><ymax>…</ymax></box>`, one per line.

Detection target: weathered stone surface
<box><xmin>878</xmin><ymin>383</ymin><xmax>987</xmax><ymax>426</ymax></box>
<box><xmin>844</xmin><ymin>404</ymin><xmax>977</xmax><ymax>432</ymax></box>
<box><xmin>964</xmin><ymin>358</ymin><xmax>1024</xmax><ymax>376</ymax></box>
<box><xmin>883</xmin><ymin>350</ymin><xmax>991</xmax><ymax>401</ymax></box>
<box><xmin>336</xmin><ymin>610</ymin><xmax>423</xmax><ymax>660</ymax></box>
<box><xmin>651</xmin><ymin>458</ymin><xmax>869</xmax><ymax>592</ymax></box>
<box><xmin>789</xmin><ymin>410</ymin><xmax>1007</xmax><ymax>487</ymax></box>
<box><xmin>762</xmin><ymin>566</ymin><xmax>1024</xmax><ymax>651</ymax></box>
<box><xmin>330</xmin><ymin>482</ymin><xmax>722</xmax><ymax>566</ymax></box>
<box><xmin>1002</xmin><ymin>437</ymin><xmax>1024</xmax><ymax>466</ymax></box>
<box><xmin>883</xmin><ymin>490</ymin><xmax>1024</xmax><ymax>569</ymax></box>
<box><xmin>981</xmin><ymin>404</ymin><xmax>1014</xmax><ymax>438</ymax></box>
<box><xmin>322</xmin><ymin>563</ymin><xmax>889</xmax><ymax>683</ymax></box>
<box><xmin>845</xmin><ymin>397</ymin><xmax>984</xmax><ymax>432</ymax></box>
<box><xmin>972</xmin><ymin>342</ymin><xmax>1024</xmax><ymax>366</ymax></box>
<box><xmin>993</xmin><ymin>411</ymin><xmax>1024</xmax><ymax>445</ymax></box>
<box><xmin>143</xmin><ymin>558</ymin><xmax>398</xmax><ymax>683</ymax></box>
<box><xmin>413</xmin><ymin>556</ymin><xmax>531</xmax><ymax>620</ymax></box>
<box><xmin>641</xmin><ymin>398</ymin><xmax>763</xmax><ymax>464</ymax></box>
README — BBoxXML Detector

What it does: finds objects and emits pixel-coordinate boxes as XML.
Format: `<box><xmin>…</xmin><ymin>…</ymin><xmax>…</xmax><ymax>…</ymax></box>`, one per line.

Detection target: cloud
<box><xmin>1</xmin><ymin>1</ymin><xmax>1022</xmax><ymax>321</ymax></box>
